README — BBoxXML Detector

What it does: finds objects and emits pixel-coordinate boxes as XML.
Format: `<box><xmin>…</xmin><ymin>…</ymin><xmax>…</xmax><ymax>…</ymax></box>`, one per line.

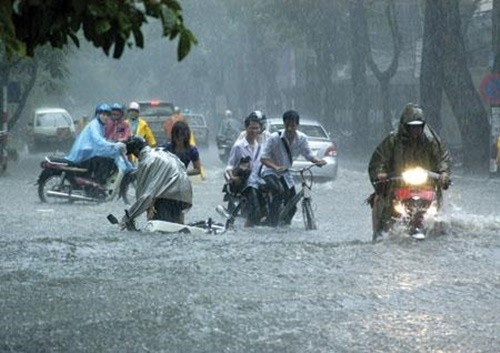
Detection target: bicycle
<box><xmin>277</xmin><ymin>163</ymin><xmax>318</xmax><ymax>230</ymax></box>
<box><xmin>216</xmin><ymin>163</ymin><xmax>319</xmax><ymax>230</ymax></box>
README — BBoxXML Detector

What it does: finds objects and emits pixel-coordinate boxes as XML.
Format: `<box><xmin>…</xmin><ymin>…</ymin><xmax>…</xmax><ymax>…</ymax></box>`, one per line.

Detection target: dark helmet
<box><xmin>95</xmin><ymin>103</ymin><xmax>112</xmax><ymax>115</ymax></box>
<box><xmin>283</xmin><ymin>110</ymin><xmax>300</xmax><ymax>124</ymax></box>
<box><xmin>401</xmin><ymin>103</ymin><xmax>425</xmax><ymax>126</ymax></box>
<box><xmin>111</xmin><ymin>103</ymin><xmax>124</xmax><ymax>112</ymax></box>
<box><xmin>249</xmin><ymin>110</ymin><xmax>266</xmax><ymax>123</ymax></box>
<box><xmin>125</xmin><ymin>136</ymin><xmax>147</xmax><ymax>156</ymax></box>
<box><xmin>245</xmin><ymin>111</ymin><xmax>263</xmax><ymax>127</ymax></box>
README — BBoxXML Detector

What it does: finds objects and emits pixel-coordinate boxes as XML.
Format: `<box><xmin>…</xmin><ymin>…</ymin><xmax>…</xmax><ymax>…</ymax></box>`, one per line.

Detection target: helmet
<box><xmin>224</xmin><ymin>109</ymin><xmax>232</xmax><ymax>118</ymax></box>
<box><xmin>128</xmin><ymin>101</ymin><xmax>140</xmax><ymax>111</ymax></box>
<box><xmin>282</xmin><ymin>110</ymin><xmax>300</xmax><ymax>124</ymax></box>
<box><xmin>174</xmin><ymin>106</ymin><xmax>181</xmax><ymax>113</ymax></box>
<box><xmin>248</xmin><ymin>110</ymin><xmax>267</xmax><ymax>127</ymax></box>
<box><xmin>245</xmin><ymin>112</ymin><xmax>261</xmax><ymax>127</ymax></box>
<box><xmin>401</xmin><ymin>103</ymin><xmax>425</xmax><ymax>126</ymax></box>
<box><xmin>111</xmin><ymin>103</ymin><xmax>124</xmax><ymax>112</ymax></box>
<box><xmin>95</xmin><ymin>103</ymin><xmax>112</xmax><ymax>115</ymax></box>
<box><xmin>125</xmin><ymin>136</ymin><xmax>147</xmax><ymax>156</ymax></box>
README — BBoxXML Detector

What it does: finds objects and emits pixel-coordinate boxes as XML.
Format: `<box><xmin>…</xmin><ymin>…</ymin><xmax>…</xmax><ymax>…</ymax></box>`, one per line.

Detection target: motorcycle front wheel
<box><xmin>38</xmin><ymin>170</ymin><xmax>71</xmax><ymax>204</ymax></box>
<box><xmin>119</xmin><ymin>173</ymin><xmax>136</xmax><ymax>205</ymax></box>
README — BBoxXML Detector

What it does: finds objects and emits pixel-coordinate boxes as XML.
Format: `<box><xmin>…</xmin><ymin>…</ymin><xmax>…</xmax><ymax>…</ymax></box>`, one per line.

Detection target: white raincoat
<box><xmin>126</xmin><ymin>146</ymin><xmax>193</xmax><ymax>221</ymax></box>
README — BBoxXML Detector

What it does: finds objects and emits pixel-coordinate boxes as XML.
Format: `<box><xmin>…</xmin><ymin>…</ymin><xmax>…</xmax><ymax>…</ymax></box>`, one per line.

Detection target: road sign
<box><xmin>479</xmin><ymin>72</ymin><xmax>500</xmax><ymax>105</ymax></box>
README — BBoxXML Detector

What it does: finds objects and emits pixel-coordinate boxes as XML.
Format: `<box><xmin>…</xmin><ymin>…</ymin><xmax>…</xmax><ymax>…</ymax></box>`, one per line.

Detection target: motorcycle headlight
<box><xmin>402</xmin><ymin>167</ymin><xmax>428</xmax><ymax>185</ymax></box>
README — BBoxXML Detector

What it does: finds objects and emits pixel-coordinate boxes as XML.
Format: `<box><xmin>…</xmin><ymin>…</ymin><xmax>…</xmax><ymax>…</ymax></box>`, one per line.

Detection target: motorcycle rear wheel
<box><xmin>38</xmin><ymin>171</ymin><xmax>71</xmax><ymax>203</ymax></box>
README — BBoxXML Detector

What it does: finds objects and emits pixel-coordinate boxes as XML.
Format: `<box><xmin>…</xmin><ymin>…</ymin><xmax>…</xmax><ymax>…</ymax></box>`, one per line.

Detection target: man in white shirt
<box><xmin>260</xmin><ymin>110</ymin><xmax>326</xmax><ymax>227</ymax></box>
<box><xmin>226</xmin><ymin>113</ymin><xmax>265</xmax><ymax>226</ymax></box>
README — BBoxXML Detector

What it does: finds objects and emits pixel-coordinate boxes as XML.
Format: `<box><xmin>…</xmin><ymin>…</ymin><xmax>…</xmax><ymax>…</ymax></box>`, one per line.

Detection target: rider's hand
<box><xmin>120</xmin><ymin>214</ymin><xmax>137</xmax><ymax>231</ymax></box>
<box><xmin>315</xmin><ymin>159</ymin><xmax>327</xmax><ymax>167</ymax></box>
<box><xmin>275</xmin><ymin>165</ymin><xmax>286</xmax><ymax>173</ymax></box>
<box><xmin>117</xmin><ymin>142</ymin><xmax>127</xmax><ymax>155</ymax></box>
<box><xmin>377</xmin><ymin>172</ymin><xmax>388</xmax><ymax>181</ymax></box>
<box><xmin>439</xmin><ymin>172</ymin><xmax>450</xmax><ymax>189</ymax></box>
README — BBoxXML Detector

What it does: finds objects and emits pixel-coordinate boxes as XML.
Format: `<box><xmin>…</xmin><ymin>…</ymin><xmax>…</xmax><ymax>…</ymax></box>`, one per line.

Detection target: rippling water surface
<box><xmin>0</xmin><ymin>150</ymin><xmax>499</xmax><ymax>352</ymax></box>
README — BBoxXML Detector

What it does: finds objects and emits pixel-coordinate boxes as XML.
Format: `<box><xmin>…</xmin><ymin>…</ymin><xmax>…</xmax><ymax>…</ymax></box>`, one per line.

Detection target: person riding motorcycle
<box><xmin>105</xmin><ymin>103</ymin><xmax>131</xmax><ymax>142</ymax></box>
<box><xmin>237</xmin><ymin>110</ymin><xmax>272</xmax><ymax>145</ymax></box>
<box><xmin>65</xmin><ymin>103</ymin><xmax>131</xmax><ymax>186</ymax></box>
<box><xmin>226</xmin><ymin>113</ymin><xmax>266</xmax><ymax>227</ymax></box>
<box><xmin>126</xmin><ymin>101</ymin><xmax>156</xmax><ymax>147</ymax></box>
<box><xmin>368</xmin><ymin>103</ymin><xmax>451</xmax><ymax>241</ymax></box>
<box><xmin>120</xmin><ymin>136</ymin><xmax>193</xmax><ymax>230</ymax></box>
<box><xmin>163</xmin><ymin>106</ymin><xmax>196</xmax><ymax>146</ymax></box>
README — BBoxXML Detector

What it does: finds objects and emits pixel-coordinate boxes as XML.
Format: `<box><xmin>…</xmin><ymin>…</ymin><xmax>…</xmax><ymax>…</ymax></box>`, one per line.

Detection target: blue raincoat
<box><xmin>66</xmin><ymin>116</ymin><xmax>134</xmax><ymax>172</ymax></box>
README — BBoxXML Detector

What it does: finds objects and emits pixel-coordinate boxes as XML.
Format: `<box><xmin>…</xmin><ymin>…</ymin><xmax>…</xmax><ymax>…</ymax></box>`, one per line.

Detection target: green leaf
<box><xmin>95</xmin><ymin>19</ymin><xmax>111</xmax><ymax>34</ymax></box>
<box><xmin>177</xmin><ymin>28</ymin><xmax>193</xmax><ymax>61</ymax></box>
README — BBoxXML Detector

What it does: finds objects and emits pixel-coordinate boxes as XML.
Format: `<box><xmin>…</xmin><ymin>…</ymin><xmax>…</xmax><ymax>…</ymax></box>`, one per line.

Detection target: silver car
<box><xmin>266</xmin><ymin>118</ymin><xmax>338</xmax><ymax>180</ymax></box>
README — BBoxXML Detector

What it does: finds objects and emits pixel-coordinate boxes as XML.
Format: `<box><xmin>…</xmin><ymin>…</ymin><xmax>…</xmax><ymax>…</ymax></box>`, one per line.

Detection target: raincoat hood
<box><xmin>397</xmin><ymin>103</ymin><xmax>426</xmax><ymax>138</ymax></box>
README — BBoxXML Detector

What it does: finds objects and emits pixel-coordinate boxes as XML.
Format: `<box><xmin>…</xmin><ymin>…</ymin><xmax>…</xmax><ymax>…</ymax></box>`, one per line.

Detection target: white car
<box><xmin>28</xmin><ymin>108</ymin><xmax>76</xmax><ymax>153</ymax></box>
<box><xmin>266</xmin><ymin>117</ymin><xmax>338</xmax><ymax>180</ymax></box>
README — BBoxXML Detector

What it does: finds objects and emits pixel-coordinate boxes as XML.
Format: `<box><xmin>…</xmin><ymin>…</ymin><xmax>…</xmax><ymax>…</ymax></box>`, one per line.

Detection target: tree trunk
<box><xmin>349</xmin><ymin>0</ymin><xmax>370</xmax><ymax>155</ymax></box>
<box><xmin>420</xmin><ymin>0</ymin><xmax>445</xmax><ymax>132</ymax></box>
<box><xmin>365</xmin><ymin>0</ymin><xmax>402</xmax><ymax>134</ymax></box>
<box><xmin>493</xmin><ymin>0</ymin><xmax>500</xmax><ymax>72</ymax></box>
<box><xmin>441</xmin><ymin>0</ymin><xmax>489</xmax><ymax>172</ymax></box>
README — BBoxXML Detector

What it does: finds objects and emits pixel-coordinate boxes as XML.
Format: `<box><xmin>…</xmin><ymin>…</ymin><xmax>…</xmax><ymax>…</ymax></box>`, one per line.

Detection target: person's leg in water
<box><xmin>242</xmin><ymin>186</ymin><xmax>262</xmax><ymax>227</ymax></box>
<box><xmin>263</xmin><ymin>174</ymin><xmax>284</xmax><ymax>227</ymax></box>
<box><xmin>372</xmin><ymin>193</ymin><xmax>392</xmax><ymax>241</ymax></box>
<box><xmin>88</xmin><ymin>156</ymin><xmax>116</xmax><ymax>186</ymax></box>
<box><xmin>281</xmin><ymin>182</ymin><xmax>297</xmax><ymax>225</ymax></box>
<box><xmin>151</xmin><ymin>199</ymin><xmax>184</xmax><ymax>224</ymax></box>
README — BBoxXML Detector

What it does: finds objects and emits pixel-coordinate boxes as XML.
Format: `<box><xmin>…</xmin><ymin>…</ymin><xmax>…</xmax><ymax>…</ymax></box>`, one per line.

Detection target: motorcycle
<box><xmin>0</xmin><ymin>130</ymin><xmax>7</xmax><ymax>175</ymax></box>
<box><xmin>216</xmin><ymin>136</ymin><xmax>235</xmax><ymax>163</ymax></box>
<box><xmin>376</xmin><ymin>167</ymin><xmax>447</xmax><ymax>240</ymax></box>
<box><xmin>37</xmin><ymin>155</ymin><xmax>136</xmax><ymax>204</ymax></box>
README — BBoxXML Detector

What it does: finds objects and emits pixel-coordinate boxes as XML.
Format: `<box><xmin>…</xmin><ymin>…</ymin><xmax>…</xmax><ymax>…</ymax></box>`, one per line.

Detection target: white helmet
<box><xmin>225</xmin><ymin>109</ymin><xmax>232</xmax><ymax>118</ymax></box>
<box><xmin>128</xmin><ymin>101</ymin><xmax>140</xmax><ymax>111</ymax></box>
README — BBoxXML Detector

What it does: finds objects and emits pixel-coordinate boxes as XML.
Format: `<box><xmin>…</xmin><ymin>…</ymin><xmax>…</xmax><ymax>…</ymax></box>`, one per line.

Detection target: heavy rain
<box><xmin>1</xmin><ymin>1</ymin><xmax>499</xmax><ymax>352</ymax></box>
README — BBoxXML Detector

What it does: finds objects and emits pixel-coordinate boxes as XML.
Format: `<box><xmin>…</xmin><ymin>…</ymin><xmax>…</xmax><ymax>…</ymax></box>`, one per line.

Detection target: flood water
<box><xmin>1</xmin><ymin>146</ymin><xmax>499</xmax><ymax>353</ymax></box>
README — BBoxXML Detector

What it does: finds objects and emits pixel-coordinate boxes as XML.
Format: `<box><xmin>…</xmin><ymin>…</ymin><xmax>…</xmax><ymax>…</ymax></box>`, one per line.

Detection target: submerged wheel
<box><xmin>38</xmin><ymin>171</ymin><xmax>71</xmax><ymax>204</ymax></box>
<box><xmin>302</xmin><ymin>198</ymin><xmax>317</xmax><ymax>230</ymax></box>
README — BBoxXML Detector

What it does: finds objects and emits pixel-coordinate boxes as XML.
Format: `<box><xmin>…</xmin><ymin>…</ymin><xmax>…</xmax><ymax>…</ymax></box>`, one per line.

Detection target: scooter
<box><xmin>37</xmin><ymin>155</ymin><xmax>135</xmax><ymax>204</ymax></box>
<box><xmin>388</xmin><ymin>167</ymin><xmax>446</xmax><ymax>240</ymax></box>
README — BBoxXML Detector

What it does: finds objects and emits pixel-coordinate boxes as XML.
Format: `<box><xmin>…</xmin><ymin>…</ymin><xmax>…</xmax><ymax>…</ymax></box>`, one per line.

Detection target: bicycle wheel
<box><xmin>302</xmin><ymin>198</ymin><xmax>317</xmax><ymax>230</ymax></box>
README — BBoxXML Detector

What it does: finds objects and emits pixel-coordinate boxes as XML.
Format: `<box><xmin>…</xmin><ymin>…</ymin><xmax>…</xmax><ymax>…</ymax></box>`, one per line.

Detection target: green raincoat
<box><xmin>367</xmin><ymin>105</ymin><xmax>451</xmax><ymax>232</ymax></box>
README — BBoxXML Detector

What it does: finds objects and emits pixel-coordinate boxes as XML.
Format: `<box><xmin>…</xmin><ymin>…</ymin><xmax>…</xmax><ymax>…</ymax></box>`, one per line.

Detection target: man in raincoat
<box><xmin>66</xmin><ymin>103</ymin><xmax>130</xmax><ymax>185</ymax></box>
<box><xmin>120</xmin><ymin>136</ymin><xmax>193</xmax><ymax>230</ymax></box>
<box><xmin>368</xmin><ymin>103</ymin><xmax>451</xmax><ymax>241</ymax></box>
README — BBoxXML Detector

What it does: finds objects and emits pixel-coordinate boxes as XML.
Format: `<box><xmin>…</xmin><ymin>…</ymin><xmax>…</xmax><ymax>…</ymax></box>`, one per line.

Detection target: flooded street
<box><xmin>1</xmin><ymin>149</ymin><xmax>499</xmax><ymax>353</ymax></box>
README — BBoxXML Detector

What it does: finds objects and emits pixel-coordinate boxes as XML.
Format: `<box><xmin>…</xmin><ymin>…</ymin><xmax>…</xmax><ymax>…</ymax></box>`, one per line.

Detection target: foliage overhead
<box><xmin>0</xmin><ymin>0</ymin><xmax>197</xmax><ymax>61</ymax></box>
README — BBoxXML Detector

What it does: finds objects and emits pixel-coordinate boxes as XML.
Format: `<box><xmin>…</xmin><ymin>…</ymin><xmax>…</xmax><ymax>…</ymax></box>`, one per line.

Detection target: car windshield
<box><xmin>269</xmin><ymin>123</ymin><xmax>328</xmax><ymax>139</ymax></box>
<box><xmin>36</xmin><ymin>113</ymin><xmax>72</xmax><ymax>127</ymax></box>
<box><xmin>300</xmin><ymin>125</ymin><xmax>328</xmax><ymax>138</ymax></box>
<box><xmin>185</xmin><ymin>115</ymin><xmax>204</xmax><ymax>126</ymax></box>
<box><xmin>139</xmin><ymin>103</ymin><xmax>174</xmax><ymax>117</ymax></box>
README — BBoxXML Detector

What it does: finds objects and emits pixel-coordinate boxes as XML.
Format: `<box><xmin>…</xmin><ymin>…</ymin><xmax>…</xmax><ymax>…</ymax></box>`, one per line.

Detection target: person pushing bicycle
<box><xmin>260</xmin><ymin>110</ymin><xmax>326</xmax><ymax>227</ymax></box>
